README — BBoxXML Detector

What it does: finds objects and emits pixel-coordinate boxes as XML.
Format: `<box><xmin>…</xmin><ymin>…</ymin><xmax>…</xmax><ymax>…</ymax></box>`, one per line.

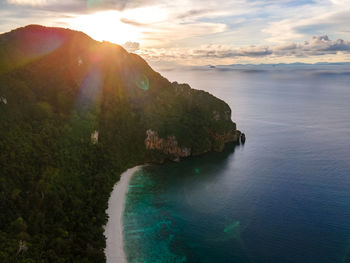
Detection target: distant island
<box><xmin>0</xmin><ymin>25</ymin><xmax>242</xmax><ymax>262</ymax></box>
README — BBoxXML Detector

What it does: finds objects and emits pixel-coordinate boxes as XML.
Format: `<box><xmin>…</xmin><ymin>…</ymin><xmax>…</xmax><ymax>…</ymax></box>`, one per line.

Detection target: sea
<box><xmin>122</xmin><ymin>64</ymin><xmax>350</xmax><ymax>263</ymax></box>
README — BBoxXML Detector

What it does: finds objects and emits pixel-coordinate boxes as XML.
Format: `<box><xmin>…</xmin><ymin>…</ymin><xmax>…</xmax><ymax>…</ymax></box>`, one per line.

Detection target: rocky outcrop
<box><xmin>0</xmin><ymin>96</ymin><xmax>7</xmax><ymax>104</ymax></box>
<box><xmin>224</xmin><ymin>129</ymin><xmax>241</xmax><ymax>143</ymax></box>
<box><xmin>212</xmin><ymin>129</ymin><xmax>241</xmax><ymax>152</ymax></box>
<box><xmin>145</xmin><ymin>128</ymin><xmax>241</xmax><ymax>160</ymax></box>
<box><xmin>91</xmin><ymin>130</ymin><xmax>99</xmax><ymax>144</ymax></box>
<box><xmin>145</xmin><ymin>130</ymin><xmax>191</xmax><ymax>161</ymax></box>
<box><xmin>240</xmin><ymin>133</ymin><xmax>246</xmax><ymax>144</ymax></box>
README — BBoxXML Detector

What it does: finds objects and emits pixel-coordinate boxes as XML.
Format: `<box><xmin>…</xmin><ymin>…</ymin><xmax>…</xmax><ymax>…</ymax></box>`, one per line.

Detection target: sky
<box><xmin>1</xmin><ymin>0</ymin><xmax>350</xmax><ymax>66</ymax></box>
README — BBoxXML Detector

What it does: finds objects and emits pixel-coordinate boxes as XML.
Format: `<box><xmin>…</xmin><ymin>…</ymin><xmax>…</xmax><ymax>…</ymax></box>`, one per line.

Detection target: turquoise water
<box><xmin>123</xmin><ymin>67</ymin><xmax>350</xmax><ymax>263</ymax></box>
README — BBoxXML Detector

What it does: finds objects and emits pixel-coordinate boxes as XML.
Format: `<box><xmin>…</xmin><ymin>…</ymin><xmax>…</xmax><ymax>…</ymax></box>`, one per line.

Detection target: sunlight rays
<box><xmin>63</xmin><ymin>6</ymin><xmax>170</xmax><ymax>46</ymax></box>
<box><xmin>65</xmin><ymin>10</ymin><xmax>140</xmax><ymax>44</ymax></box>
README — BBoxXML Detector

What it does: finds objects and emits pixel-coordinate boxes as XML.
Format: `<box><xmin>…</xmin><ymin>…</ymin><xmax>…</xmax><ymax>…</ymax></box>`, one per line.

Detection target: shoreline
<box><xmin>104</xmin><ymin>166</ymin><xmax>142</xmax><ymax>263</ymax></box>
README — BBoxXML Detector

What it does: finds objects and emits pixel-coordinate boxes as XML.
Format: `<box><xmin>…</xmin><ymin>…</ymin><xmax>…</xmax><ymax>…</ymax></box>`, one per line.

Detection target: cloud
<box><xmin>137</xmin><ymin>35</ymin><xmax>350</xmax><ymax>63</ymax></box>
<box><xmin>175</xmin><ymin>9</ymin><xmax>214</xmax><ymax>20</ymax></box>
<box><xmin>4</xmin><ymin>0</ymin><xmax>160</xmax><ymax>13</ymax></box>
<box><xmin>7</xmin><ymin>0</ymin><xmax>46</xmax><ymax>5</ymax></box>
<box><xmin>139</xmin><ymin>22</ymin><xmax>227</xmax><ymax>47</ymax></box>
<box><xmin>192</xmin><ymin>45</ymin><xmax>272</xmax><ymax>58</ymax></box>
<box><xmin>123</xmin><ymin>41</ymin><xmax>140</xmax><ymax>52</ymax></box>
<box><xmin>193</xmin><ymin>35</ymin><xmax>350</xmax><ymax>59</ymax></box>
<box><xmin>1</xmin><ymin>0</ymin><xmax>350</xmax><ymax>65</ymax></box>
<box><xmin>263</xmin><ymin>5</ymin><xmax>350</xmax><ymax>43</ymax></box>
<box><xmin>120</xmin><ymin>17</ymin><xmax>148</xmax><ymax>27</ymax></box>
<box><xmin>273</xmin><ymin>35</ymin><xmax>350</xmax><ymax>56</ymax></box>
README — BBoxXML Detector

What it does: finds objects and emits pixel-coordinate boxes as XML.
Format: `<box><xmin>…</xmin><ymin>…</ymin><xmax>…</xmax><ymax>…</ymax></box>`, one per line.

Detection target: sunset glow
<box><xmin>65</xmin><ymin>11</ymin><xmax>140</xmax><ymax>44</ymax></box>
<box><xmin>1</xmin><ymin>0</ymin><xmax>350</xmax><ymax>65</ymax></box>
<box><xmin>64</xmin><ymin>6</ymin><xmax>168</xmax><ymax>46</ymax></box>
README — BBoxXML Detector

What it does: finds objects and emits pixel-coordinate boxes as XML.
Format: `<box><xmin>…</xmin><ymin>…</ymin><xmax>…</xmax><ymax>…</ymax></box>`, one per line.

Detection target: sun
<box><xmin>65</xmin><ymin>10</ymin><xmax>140</xmax><ymax>44</ymax></box>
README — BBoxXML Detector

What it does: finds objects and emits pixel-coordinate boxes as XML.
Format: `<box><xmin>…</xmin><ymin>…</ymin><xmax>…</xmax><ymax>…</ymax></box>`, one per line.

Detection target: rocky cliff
<box><xmin>212</xmin><ymin>129</ymin><xmax>242</xmax><ymax>152</ymax></box>
<box><xmin>145</xmin><ymin>128</ymin><xmax>241</xmax><ymax>161</ymax></box>
<box><xmin>145</xmin><ymin>129</ymin><xmax>191</xmax><ymax>161</ymax></box>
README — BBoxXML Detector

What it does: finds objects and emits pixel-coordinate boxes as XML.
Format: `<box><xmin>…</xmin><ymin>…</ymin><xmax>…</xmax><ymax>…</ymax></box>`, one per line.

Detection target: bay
<box><xmin>123</xmin><ymin>66</ymin><xmax>350</xmax><ymax>263</ymax></box>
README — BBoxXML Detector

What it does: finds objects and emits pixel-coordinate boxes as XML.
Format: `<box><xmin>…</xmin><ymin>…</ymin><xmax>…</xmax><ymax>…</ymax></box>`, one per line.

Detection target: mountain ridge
<box><xmin>0</xmin><ymin>25</ymin><xmax>241</xmax><ymax>262</ymax></box>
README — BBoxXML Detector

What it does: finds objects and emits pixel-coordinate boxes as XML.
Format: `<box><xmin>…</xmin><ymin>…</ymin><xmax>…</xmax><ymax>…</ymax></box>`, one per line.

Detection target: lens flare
<box><xmin>76</xmin><ymin>66</ymin><xmax>103</xmax><ymax>109</ymax></box>
<box><xmin>135</xmin><ymin>74</ymin><xmax>149</xmax><ymax>91</ymax></box>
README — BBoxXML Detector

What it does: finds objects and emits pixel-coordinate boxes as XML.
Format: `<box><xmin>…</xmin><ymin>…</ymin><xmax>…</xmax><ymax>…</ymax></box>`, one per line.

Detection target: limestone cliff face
<box><xmin>212</xmin><ymin>130</ymin><xmax>241</xmax><ymax>152</ymax></box>
<box><xmin>145</xmin><ymin>128</ymin><xmax>241</xmax><ymax>160</ymax></box>
<box><xmin>224</xmin><ymin>129</ymin><xmax>241</xmax><ymax>143</ymax></box>
<box><xmin>145</xmin><ymin>130</ymin><xmax>191</xmax><ymax>161</ymax></box>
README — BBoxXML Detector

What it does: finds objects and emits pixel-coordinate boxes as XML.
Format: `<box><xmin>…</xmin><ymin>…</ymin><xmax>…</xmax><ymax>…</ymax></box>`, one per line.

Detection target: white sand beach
<box><xmin>104</xmin><ymin>166</ymin><xmax>141</xmax><ymax>263</ymax></box>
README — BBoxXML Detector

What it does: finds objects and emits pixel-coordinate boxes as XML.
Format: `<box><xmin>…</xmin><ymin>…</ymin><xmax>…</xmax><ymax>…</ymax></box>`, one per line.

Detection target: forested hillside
<box><xmin>0</xmin><ymin>25</ymin><xmax>239</xmax><ymax>262</ymax></box>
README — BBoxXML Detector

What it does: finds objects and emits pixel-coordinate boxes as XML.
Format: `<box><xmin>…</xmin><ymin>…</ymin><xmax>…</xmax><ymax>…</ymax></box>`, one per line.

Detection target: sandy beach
<box><xmin>104</xmin><ymin>166</ymin><xmax>141</xmax><ymax>263</ymax></box>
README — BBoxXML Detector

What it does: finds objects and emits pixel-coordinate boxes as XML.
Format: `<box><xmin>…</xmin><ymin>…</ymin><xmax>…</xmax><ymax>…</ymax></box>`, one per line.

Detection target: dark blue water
<box><xmin>123</xmin><ymin>68</ymin><xmax>350</xmax><ymax>263</ymax></box>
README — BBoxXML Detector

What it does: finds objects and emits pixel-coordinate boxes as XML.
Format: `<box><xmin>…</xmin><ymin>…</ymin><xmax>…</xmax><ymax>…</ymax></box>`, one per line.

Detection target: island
<box><xmin>0</xmin><ymin>25</ymin><xmax>241</xmax><ymax>262</ymax></box>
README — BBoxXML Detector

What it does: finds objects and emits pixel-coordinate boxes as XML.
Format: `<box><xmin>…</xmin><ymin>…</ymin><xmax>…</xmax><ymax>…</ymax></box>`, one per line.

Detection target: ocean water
<box><xmin>123</xmin><ymin>67</ymin><xmax>350</xmax><ymax>263</ymax></box>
